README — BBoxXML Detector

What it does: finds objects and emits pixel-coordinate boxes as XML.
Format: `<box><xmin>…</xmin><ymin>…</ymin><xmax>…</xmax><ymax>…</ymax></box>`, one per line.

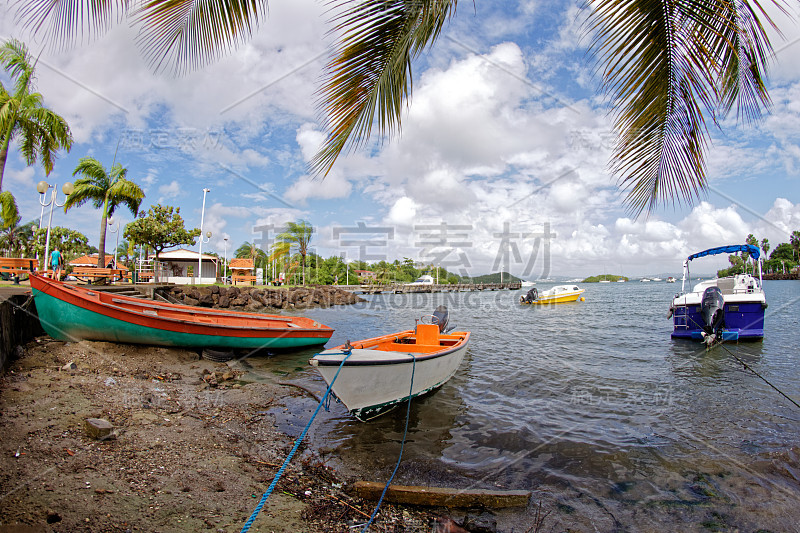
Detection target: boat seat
<box><xmin>717</xmin><ymin>278</ymin><xmax>735</xmax><ymax>294</ymax></box>
<box><xmin>415</xmin><ymin>323</ymin><xmax>440</xmax><ymax>346</ymax></box>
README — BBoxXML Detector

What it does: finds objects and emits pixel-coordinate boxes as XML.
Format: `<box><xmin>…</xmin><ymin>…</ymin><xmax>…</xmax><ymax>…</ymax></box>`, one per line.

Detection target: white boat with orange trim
<box><xmin>519</xmin><ymin>285</ymin><xmax>585</xmax><ymax>305</ymax></box>
<box><xmin>309</xmin><ymin>307</ymin><xmax>469</xmax><ymax>421</ymax></box>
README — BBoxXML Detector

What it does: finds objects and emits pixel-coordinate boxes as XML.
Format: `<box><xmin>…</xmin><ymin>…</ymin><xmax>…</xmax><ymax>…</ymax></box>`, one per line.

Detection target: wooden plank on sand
<box><xmin>352</xmin><ymin>481</ymin><xmax>530</xmax><ymax>508</ymax></box>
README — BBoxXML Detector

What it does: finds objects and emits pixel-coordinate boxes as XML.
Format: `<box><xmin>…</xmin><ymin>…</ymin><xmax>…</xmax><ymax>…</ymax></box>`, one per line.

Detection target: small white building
<box><xmin>158</xmin><ymin>249</ymin><xmax>218</xmax><ymax>284</ymax></box>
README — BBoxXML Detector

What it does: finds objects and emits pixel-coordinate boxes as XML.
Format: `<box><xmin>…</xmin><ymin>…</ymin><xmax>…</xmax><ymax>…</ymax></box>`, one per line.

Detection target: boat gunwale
<box><xmin>313</xmin><ymin>331</ymin><xmax>470</xmax><ymax>367</ymax></box>
<box><xmin>30</xmin><ymin>274</ymin><xmax>333</xmax><ymax>338</ymax></box>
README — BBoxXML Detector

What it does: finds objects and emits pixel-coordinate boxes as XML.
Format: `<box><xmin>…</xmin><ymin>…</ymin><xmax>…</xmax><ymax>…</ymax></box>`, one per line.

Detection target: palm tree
<box><xmin>116</xmin><ymin>239</ymin><xmax>131</xmax><ymax>265</ymax></box>
<box><xmin>0</xmin><ymin>213</ymin><xmax>29</xmax><ymax>258</ymax></box>
<box><xmin>791</xmin><ymin>231</ymin><xmax>800</xmax><ymax>262</ymax></box>
<box><xmin>11</xmin><ymin>1</ymin><xmax>782</xmax><ymax>214</ymax></box>
<box><xmin>64</xmin><ymin>157</ymin><xmax>145</xmax><ymax>268</ymax></box>
<box><xmin>0</xmin><ymin>38</ymin><xmax>73</xmax><ymax>191</ymax></box>
<box><xmin>235</xmin><ymin>241</ymin><xmax>269</xmax><ymax>283</ymax></box>
<box><xmin>267</xmin><ymin>241</ymin><xmax>292</xmax><ymax>284</ymax></box>
<box><xmin>760</xmin><ymin>238</ymin><xmax>770</xmax><ymax>258</ymax></box>
<box><xmin>278</xmin><ymin>221</ymin><xmax>314</xmax><ymax>285</ymax></box>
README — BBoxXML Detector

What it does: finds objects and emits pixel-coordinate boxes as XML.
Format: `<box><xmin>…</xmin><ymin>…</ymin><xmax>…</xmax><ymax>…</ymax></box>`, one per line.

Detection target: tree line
<box><xmin>717</xmin><ymin>232</ymin><xmax>800</xmax><ymax>277</ymax></box>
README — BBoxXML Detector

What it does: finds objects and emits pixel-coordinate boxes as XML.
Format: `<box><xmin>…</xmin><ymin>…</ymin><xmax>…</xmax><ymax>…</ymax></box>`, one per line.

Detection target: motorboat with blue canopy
<box><xmin>669</xmin><ymin>245</ymin><xmax>766</xmax><ymax>345</ymax></box>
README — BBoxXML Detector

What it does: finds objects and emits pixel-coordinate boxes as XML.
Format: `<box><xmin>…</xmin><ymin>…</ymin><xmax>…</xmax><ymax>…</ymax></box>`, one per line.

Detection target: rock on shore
<box><xmin>164</xmin><ymin>284</ymin><xmax>365</xmax><ymax>312</ymax></box>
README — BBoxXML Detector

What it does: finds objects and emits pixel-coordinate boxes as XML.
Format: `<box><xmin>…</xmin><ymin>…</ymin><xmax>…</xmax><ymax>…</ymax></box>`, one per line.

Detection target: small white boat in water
<box><xmin>310</xmin><ymin>307</ymin><xmax>469</xmax><ymax>421</ymax></box>
<box><xmin>520</xmin><ymin>285</ymin><xmax>585</xmax><ymax>304</ymax></box>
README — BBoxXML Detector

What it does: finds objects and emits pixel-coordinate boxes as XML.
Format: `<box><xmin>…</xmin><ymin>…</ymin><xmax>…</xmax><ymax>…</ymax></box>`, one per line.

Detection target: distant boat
<box><xmin>668</xmin><ymin>245</ymin><xmax>766</xmax><ymax>344</ymax></box>
<box><xmin>666</xmin><ymin>276</ymin><xmax>676</xmax><ymax>283</ymax></box>
<box><xmin>640</xmin><ymin>278</ymin><xmax>651</xmax><ymax>282</ymax></box>
<box><xmin>407</xmin><ymin>274</ymin><xmax>434</xmax><ymax>286</ymax></box>
<box><xmin>616</xmin><ymin>279</ymin><xmax>626</xmax><ymax>283</ymax></box>
<box><xmin>520</xmin><ymin>280</ymin><xmax>536</xmax><ymax>287</ymax></box>
<box><xmin>30</xmin><ymin>274</ymin><xmax>333</xmax><ymax>350</ymax></box>
<box><xmin>651</xmin><ymin>277</ymin><xmax>663</xmax><ymax>282</ymax></box>
<box><xmin>310</xmin><ymin>306</ymin><xmax>469</xmax><ymax>421</ymax></box>
<box><xmin>520</xmin><ymin>285</ymin><xmax>585</xmax><ymax>304</ymax></box>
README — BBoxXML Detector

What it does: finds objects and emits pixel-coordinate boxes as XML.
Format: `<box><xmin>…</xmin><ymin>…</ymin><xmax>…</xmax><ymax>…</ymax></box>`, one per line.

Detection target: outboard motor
<box><xmin>701</xmin><ymin>286</ymin><xmax>725</xmax><ymax>335</ymax></box>
<box><xmin>520</xmin><ymin>287</ymin><xmax>538</xmax><ymax>304</ymax></box>
<box><xmin>432</xmin><ymin>305</ymin><xmax>450</xmax><ymax>333</ymax></box>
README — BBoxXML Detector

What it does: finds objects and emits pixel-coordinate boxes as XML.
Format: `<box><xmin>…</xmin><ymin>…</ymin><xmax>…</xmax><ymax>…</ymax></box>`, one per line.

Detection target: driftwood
<box><xmin>351</xmin><ymin>481</ymin><xmax>531</xmax><ymax>509</ymax></box>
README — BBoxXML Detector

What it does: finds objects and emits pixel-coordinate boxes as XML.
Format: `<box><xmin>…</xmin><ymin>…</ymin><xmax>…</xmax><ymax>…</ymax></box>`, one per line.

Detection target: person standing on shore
<box><xmin>50</xmin><ymin>249</ymin><xmax>63</xmax><ymax>279</ymax></box>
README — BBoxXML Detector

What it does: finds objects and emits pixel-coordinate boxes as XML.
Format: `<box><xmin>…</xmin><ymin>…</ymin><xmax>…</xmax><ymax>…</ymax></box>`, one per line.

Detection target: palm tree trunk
<box><xmin>0</xmin><ymin>134</ymin><xmax>11</xmax><ymax>192</ymax></box>
<box><xmin>98</xmin><ymin>196</ymin><xmax>110</xmax><ymax>268</ymax></box>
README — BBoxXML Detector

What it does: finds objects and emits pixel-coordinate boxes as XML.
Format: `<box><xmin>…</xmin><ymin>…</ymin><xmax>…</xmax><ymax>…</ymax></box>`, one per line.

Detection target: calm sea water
<box><xmin>242</xmin><ymin>281</ymin><xmax>800</xmax><ymax>531</ymax></box>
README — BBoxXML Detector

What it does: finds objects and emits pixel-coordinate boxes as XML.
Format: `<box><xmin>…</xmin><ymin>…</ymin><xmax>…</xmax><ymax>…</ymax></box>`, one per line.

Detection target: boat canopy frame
<box><xmin>680</xmin><ymin>244</ymin><xmax>762</xmax><ymax>293</ymax></box>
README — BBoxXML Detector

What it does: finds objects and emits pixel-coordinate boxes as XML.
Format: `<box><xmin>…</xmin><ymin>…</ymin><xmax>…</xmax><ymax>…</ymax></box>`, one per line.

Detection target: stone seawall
<box><xmin>162</xmin><ymin>284</ymin><xmax>365</xmax><ymax>312</ymax></box>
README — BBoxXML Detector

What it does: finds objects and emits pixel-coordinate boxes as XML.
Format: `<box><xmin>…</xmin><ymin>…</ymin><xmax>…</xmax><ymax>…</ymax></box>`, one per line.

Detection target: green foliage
<box><xmin>32</xmin><ymin>226</ymin><xmax>90</xmax><ymax>264</ymax></box>
<box><xmin>123</xmin><ymin>205</ymin><xmax>200</xmax><ymax>260</ymax></box>
<box><xmin>0</xmin><ymin>38</ymin><xmax>73</xmax><ymax>191</ymax></box>
<box><xmin>769</xmin><ymin>242</ymin><xmax>795</xmax><ymax>262</ymax></box>
<box><xmin>0</xmin><ymin>190</ymin><xmax>20</xmax><ymax>229</ymax></box>
<box><xmin>469</xmin><ymin>272</ymin><xmax>520</xmax><ymax>284</ymax></box>
<box><xmin>277</xmin><ymin>220</ymin><xmax>314</xmax><ymax>283</ymax></box>
<box><xmin>0</xmin><ymin>217</ymin><xmax>35</xmax><ymax>257</ymax></box>
<box><xmin>583</xmin><ymin>274</ymin><xmax>627</xmax><ymax>282</ymax></box>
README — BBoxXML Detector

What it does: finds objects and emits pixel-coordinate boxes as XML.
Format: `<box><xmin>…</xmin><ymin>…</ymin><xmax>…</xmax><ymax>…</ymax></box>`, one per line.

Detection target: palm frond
<box><xmin>716</xmin><ymin>1</ymin><xmax>779</xmax><ymax>122</ymax></box>
<box><xmin>0</xmin><ymin>191</ymin><xmax>20</xmax><ymax>229</ymax></box>
<box><xmin>310</xmin><ymin>0</ymin><xmax>458</xmax><ymax>176</ymax></box>
<box><xmin>589</xmin><ymin>0</ymin><xmax>779</xmax><ymax>215</ymax></box>
<box><xmin>133</xmin><ymin>0</ymin><xmax>268</xmax><ymax>75</ymax></box>
<box><xmin>107</xmin><ymin>177</ymin><xmax>145</xmax><ymax>217</ymax></box>
<box><xmin>12</xmin><ymin>0</ymin><xmax>129</xmax><ymax>50</ymax></box>
<box><xmin>63</xmin><ymin>179</ymin><xmax>106</xmax><ymax>211</ymax></box>
<box><xmin>72</xmin><ymin>156</ymin><xmax>111</xmax><ymax>183</ymax></box>
<box><xmin>0</xmin><ymin>38</ymin><xmax>35</xmax><ymax>94</ymax></box>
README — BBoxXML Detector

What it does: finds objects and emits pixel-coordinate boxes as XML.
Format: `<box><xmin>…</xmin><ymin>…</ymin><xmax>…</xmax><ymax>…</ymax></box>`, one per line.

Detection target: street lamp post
<box><xmin>37</xmin><ymin>181</ymin><xmax>74</xmax><ymax>274</ymax></box>
<box><xmin>223</xmin><ymin>237</ymin><xmax>228</xmax><ymax>284</ymax></box>
<box><xmin>198</xmin><ymin>188</ymin><xmax>210</xmax><ymax>283</ymax></box>
<box><xmin>108</xmin><ymin>216</ymin><xmax>120</xmax><ymax>267</ymax></box>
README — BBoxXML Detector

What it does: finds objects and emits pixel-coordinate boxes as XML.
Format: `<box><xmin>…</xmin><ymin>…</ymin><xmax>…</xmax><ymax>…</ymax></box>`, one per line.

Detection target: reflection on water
<box><xmin>243</xmin><ymin>281</ymin><xmax>800</xmax><ymax>531</ymax></box>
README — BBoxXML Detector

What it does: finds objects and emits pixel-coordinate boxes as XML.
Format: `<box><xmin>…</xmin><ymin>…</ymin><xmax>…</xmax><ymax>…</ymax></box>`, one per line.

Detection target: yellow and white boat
<box><xmin>520</xmin><ymin>285</ymin><xmax>585</xmax><ymax>305</ymax></box>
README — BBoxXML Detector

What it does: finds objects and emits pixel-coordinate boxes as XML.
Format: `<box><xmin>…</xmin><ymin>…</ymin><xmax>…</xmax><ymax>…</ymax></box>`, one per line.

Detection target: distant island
<box><xmin>466</xmin><ymin>272</ymin><xmax>522</xmax><ymax>284</ymax></box>
<box><xmin>583</xmin><ymin>274</ymin><xmax>628</xmax><ymax>282</ymax></box>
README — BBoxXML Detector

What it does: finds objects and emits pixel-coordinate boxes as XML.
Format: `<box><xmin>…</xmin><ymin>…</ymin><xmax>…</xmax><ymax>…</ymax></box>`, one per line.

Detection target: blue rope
<box><xmin>360</xmin><ymin>354</ymin><xmax>416</xmax><ymax>532</ymax></box>
<box><xmin>241</xmin><ymin>351</ymin><xmax>352</xmax><ymax>533</ymax></box>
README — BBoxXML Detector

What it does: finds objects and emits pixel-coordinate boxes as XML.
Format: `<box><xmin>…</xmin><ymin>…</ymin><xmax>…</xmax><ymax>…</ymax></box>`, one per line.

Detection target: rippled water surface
<box><xmin>244</xmin><ymin>281</ymin><xmax>800</xmax><ymax>531</ymax></box>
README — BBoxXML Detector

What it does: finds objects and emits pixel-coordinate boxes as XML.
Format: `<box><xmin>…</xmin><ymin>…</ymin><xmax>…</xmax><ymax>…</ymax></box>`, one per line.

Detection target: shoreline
<box><xmin>0</xmin><ymin>338</ymin><xmax>443</xmax><ymax>532</ymax></box>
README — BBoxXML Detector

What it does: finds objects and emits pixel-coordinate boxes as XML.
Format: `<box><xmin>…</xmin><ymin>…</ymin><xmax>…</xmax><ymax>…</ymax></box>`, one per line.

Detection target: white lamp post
<box><xmin>108</xmin><ymin>216</ymin><xmax>120</xmax><ymax>267</ymax></box>
<box><xmin>37</xmin><ymin>181</ymin><xmax>74</xmax><ymax>273</ymax></box>
<box><xmin>198</xmin><ymin>188</ymin><xmax>210</xmax><ymax>283</ymax></box>
<box><xmin>223</xmin><ymin>237</ymin><xmax>228</xmax><ymax>284</ymax></box>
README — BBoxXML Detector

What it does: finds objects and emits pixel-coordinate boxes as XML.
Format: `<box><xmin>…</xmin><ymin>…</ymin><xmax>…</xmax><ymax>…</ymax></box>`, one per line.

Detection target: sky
<box><xmin>2</xmin><ymin>0</ymin><xmax>800</xmax><ymax>279</ymax></box>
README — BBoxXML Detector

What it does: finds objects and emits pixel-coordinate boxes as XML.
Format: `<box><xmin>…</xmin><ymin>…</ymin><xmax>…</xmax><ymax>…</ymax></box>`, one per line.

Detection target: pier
<box><xmin>341</xmin><ymin>282</ymin><xmax>522</xmax><ymax>294</ymax></box>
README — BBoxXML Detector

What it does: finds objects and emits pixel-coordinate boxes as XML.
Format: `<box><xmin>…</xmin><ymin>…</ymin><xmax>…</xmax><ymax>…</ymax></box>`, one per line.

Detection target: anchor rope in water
<box><xmin>240</xmin><ymin>350</ymin><xmax>352</xmax><ymax>533</ymax></box>
<box><xmin>719</xmin><ymin>343</ymin><xmax>800</xmax><ymax>410</ymax></box>
<box><xmin>360</xmin><ymin>353</ymin><xmax>416</xmax><ymax>532</ymax></box>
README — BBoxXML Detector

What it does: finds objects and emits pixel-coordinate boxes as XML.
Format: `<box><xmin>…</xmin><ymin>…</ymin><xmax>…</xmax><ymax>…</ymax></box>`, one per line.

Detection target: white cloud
<box><xmin>5</xmin><ymin>166</ymin><xmax>35</xmax><ymax>186</ymax></box>
<box><xmin>157</xmin><ymin>180</ymin><xmax>181</xmax><ymax>203</ymax></box>
<box><xmin>386</xmin><ymin>196</ymin><xmax>418</xmax><ymax>227</ymax></box>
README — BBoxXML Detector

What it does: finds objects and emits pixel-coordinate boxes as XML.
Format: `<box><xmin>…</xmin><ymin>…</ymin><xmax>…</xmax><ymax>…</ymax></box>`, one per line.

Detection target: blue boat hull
<box><xmin>671</xmin><ymin>302</ymin><xmax>764</xmax><ymax>340</ymax></box>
